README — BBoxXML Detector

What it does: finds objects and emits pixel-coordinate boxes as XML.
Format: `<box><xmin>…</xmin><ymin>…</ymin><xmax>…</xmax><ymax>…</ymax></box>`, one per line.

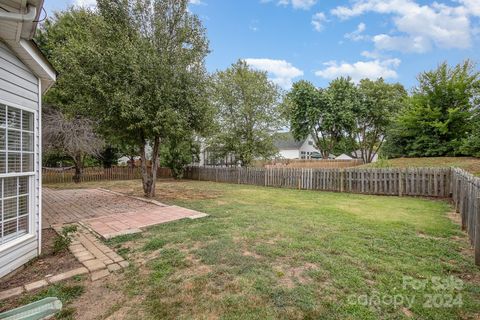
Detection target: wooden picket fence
<box><xmin>42</xmin><ymin>166</ymin><xmax>172</xmax><ymax>184</ymax></box>
<box><xmin>185</xmin><ymin>166</ymin><xmax>480</xmax><ymax>265</ymax></box>
<box><xmin>262</xmin><ymin>159</ymin><xmax>364</xmax><ymax>169</ymax></box>
<box><xmin>185</xmin><ymin>166</ymin><xmax>452</xmax><ymax>197</ymax></box>
<box><xmin>451</xmin><ymin>168</ymin><xmax>480</xmax><ymax>265</ymax></box>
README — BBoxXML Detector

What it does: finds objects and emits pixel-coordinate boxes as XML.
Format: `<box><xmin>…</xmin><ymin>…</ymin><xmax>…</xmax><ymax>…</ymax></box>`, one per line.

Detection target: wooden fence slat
<box><xmin>43</xmin><ymin>166</ymin><xmax>172</xmax><ymax>184</ymax></box>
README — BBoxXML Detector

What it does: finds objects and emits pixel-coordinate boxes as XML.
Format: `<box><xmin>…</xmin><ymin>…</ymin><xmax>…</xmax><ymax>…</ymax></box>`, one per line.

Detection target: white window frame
<box><xmin>0</xmin><ymin>100</ymin><xmax>37</xmax><ymax>250</ymax></box>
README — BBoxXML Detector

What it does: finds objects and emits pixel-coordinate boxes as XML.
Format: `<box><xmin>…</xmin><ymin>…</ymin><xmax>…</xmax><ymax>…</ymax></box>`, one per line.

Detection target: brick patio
<box><xmin>43</xmin><ymin>188</ymin><xmax>208</xmax><ymax>239</ymax></box>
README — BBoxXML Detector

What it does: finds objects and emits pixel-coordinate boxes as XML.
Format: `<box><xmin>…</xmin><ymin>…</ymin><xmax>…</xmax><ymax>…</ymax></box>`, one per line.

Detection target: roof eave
<box><xmin>3</xmin><ymin>38</ymin><xmax>57</xmax><ymax>93</ymax></box>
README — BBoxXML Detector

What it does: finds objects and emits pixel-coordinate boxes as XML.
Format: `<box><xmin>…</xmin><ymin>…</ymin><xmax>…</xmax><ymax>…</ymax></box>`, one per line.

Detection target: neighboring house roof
<box><xmin>352</xmin><ymin>150</ymin><xmax>378</xmax><ymax>159</ymax></box>
<box><xmin>336</xmin><ymin>153</ymin><xmax>353</xmax><ymax>160</ymax></box>
<box><xmin>0</xmin><ymin>0</ymin><xmax>56</xmax><ymax>92</ymax></box>
<box><xmin>274</xmin><ymin>132</ymin><xmax>305</xmax><ymax>150</ymax></box>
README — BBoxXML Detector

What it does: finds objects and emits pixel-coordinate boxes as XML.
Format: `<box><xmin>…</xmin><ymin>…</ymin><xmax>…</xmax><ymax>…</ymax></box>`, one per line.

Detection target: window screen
<box><xmin>0</xmin><ymin>105</ymin><xmax>34</xmax><ymax>245</ymax></box>
<box><xmin>0</xmin><ymin>105</ymin><xmax>34</xmax><ymax>174</ymax></box>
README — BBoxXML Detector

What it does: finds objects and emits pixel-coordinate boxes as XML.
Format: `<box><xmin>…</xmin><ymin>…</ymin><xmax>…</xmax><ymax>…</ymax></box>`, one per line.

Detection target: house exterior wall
<box><xmin>0</xmin><ymin>42</ymin><xmax>39</xmax><ymax>110</ymax></box>
<box><xmin>299</xmin><ymin>135</ymin><xmax>320</xmax><ymax>159</ymax></box>
<box><xmin>0</xmin><ymin>40</ymin><xmax>40</xmax><ymax>278</ymax></box>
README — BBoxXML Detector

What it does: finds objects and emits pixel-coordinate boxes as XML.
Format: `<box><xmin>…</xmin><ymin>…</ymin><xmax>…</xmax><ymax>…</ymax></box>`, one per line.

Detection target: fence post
<box><xmin>456</xmin><ymin>178</ymin><xmax>461</xmax><ymax>213</ymax></box>
<box><xmin>340</xmin><ymin>170</ymin><xmax>344</xmax><ymax>193</ymax></box>
<box><xmin>398</xmin><ymin>170</ymin><xmax>403</xmax><ymax>197</ymax></box>
<box><xmin>476</xmin><ymin>197</ymin><xmax>480</xmax><ymax>266</ymax></box>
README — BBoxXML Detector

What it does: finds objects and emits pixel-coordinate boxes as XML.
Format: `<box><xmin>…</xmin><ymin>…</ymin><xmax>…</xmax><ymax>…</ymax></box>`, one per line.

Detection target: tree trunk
<box><xmin>72</xmin><ymin>155</ymin><xmax>83</xmax><ymax>183</ymax></box>
<box><xmin>140</xmin><ymin>141</ymin><xmax>152</xmax><ymax>197</ymax></box>
<box><xmin>140</xmin><ymin>137</ymin><xmax>160</xmax><ymax>198</ymax></box>
<box><xmin>128</xmin><ymin>156</ymin><xmax>136</xmax><ymax>168</ymax></box>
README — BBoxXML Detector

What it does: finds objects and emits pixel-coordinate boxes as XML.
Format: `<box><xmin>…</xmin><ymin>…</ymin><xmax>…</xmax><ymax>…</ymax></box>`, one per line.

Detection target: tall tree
<box><xmin>383</xmin><ymin>61</ymin><xmax>480</xmax><ymax>157</ymax></box>
<box><xmin>210</xmin><ymin>60</ymin><xmax>283</xmax><ymax>166</ymax></box>
<box><xmin>287</xmin><ymin>78</ymin><xmax>356</xmax><ymax>159</ymax></box>
<box><xmin>43</xmin><ymin>106</ymin><xmax>104</xmax><ymax>183</ymax></box>
<box><xmin>38</xmin><ymin>1</ymin><xmax>212</xmax><ymax>197</ymax></box>
<box><xmin>352</xmin><ymin>79</ymin><xmax>407</xmax><ymax>163</ymax></box>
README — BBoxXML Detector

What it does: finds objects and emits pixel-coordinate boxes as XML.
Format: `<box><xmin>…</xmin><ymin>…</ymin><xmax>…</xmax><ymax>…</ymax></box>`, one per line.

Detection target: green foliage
<box><xmin>43</xmin><ymin>150</ymin><xmax>73</xmax><ymax>167</ymax></box>
<box><xmin>37</xmin><ymin>1</ymin><xmax>213</xmax><ymax>196</ymax></box>
<box><xmin>98</xmin><ymin>146</ymin><xmax>120</xmax><ymax>168</ymax></box>
<box><xmin>53</xmin><ymin>225</ymin><xmax>78</xmax><ymax>254</ymax></box>
<box><xmin>160</xmin><ymin>135</ymin><xmax>200</xmax><ymax>179</ymax></box>
<box><xmin>384</xmin><ymin>61</ymin><xmax>480</xmax><ymax>157</ymax></box>
<box><xmin>287</xmin><ymin>78</ymin><xmax>358</xmax><ymax>159</ymax></box>
<box><xmin>286</xmin><ymin>77</ymin><xmax>405</xmax><ymax>162</ymax></box>
<box><xmin>210</xmin><ymin>60</ymin><xmax>283</xmax><ymax>166</ymax></box>
<box><xmin>460</xmin><ymin>109</ymin><xmax>480</xmax><ymax>157</ymax></box>
<box><xmin>354</xmin><ymin>79</ymin><xmax>407</xmax><ymax>162</ymax></box>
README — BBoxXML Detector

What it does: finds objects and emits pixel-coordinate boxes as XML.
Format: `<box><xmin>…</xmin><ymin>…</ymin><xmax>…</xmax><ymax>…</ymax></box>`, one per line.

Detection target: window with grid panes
<box><xmin>0</xmin><ymin>104</ymin><xmax>34</xmax><ymax>245</ymax></box>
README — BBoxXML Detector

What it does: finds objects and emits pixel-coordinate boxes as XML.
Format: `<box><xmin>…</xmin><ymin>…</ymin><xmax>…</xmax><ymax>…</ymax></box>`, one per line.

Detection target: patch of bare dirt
<box><xmin>402</xmin><ymin>307</ymin><xmax>414</xmax><ymax>318</ymax></box>
<box><xmin>416</xmin><ymin>232</ymin><xmax>443</xmax><ymax>240</ymax></box>
<box><xmin>71</xmin><ymin>273</ymin><xmax>129</xmax><ymax>320</ymax></box>
<box><xmin>154</xmin><ymin>187</ymin><xmax>220</xmax><ymax>201</ymax></box>
<box><xmin>106</xmin><ymin>180</ymin><xmax>222</xmax><ymax>202</ymax></box>
<box><xmin>448</xmin><ymin>211</ymin><xmax>462</xmax><ymax>225</ymax></box>
<box><xmin>242</xmin><ymin>250</ymin><xmax>262</xmax><ymax>259</ymax></box>
<box><xmin>0</xmin><ymin>228</ymin><xmax>82</xmax><ymax>291</ymax></box>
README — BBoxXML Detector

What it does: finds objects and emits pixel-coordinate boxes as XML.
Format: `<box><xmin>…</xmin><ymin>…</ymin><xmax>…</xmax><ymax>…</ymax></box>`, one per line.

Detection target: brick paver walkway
<box><xmin>43</xmin><ymin>188</ymin><xmax>208</xmax><ymax>239</ymax></box>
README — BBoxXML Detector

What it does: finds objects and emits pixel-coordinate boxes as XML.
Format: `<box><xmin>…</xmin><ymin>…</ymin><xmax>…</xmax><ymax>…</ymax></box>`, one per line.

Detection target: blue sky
<box><xmin>43</xmin><ymin>0</ymin><xmax>480</xmax><ymax>90</ymax></box>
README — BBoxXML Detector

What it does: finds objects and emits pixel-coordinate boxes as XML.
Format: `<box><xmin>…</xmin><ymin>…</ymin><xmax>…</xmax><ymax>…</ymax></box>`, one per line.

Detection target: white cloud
<box><xmin>373</xmin><ymin>34</ymin><xmax>431</xmax><ymax>53</ymax></box>
<box><xmin>245</xmin><ymin>58</ymin><xmax>304</xmax><ymax>89</ymax></box>
<box><xmin>312</xmin><ymin>12</ymin><xmax>327</xmax><ymax>32</ymax></box>
<box><xmin>315</xmin><ymin>59</ymin><xmax>401</xmax><ymax>83</ymax></box>
<box><xmin>344</xmin><ymin>22</ymin><xmax>367</xmax><ymax>41</ymax></box>
<box><xmin>74</xmin><ymin>0</ymin><xmax>96</xmax><ymax>8</ymax></box>
<box><xmin>331</xmin><ymin>0</ymin><xmax>476</xmax><ymax>53</ymax></box>
<box><xmin>360</xmin><ymin>50</ymin><xmax>381</xmax><ymax>59</ymax></box>
<box><xmin>263</xmin><ymin>0</ymin><xmax>317</xmax><ymax>10</ymax></box>
<box><xmin>460</xmin><ymin>0</ymin><xmax>480</xmax><ymax>16</ymax></box>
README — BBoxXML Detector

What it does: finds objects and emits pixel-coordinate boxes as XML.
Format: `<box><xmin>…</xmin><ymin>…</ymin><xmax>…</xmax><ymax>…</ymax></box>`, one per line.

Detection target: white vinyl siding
<box><xmin>0</xmin><ymin>41</ymin><xmax>38</xmax><ymax>110</ymax></box>
<box><xmin>0</xmin><ymin>40</ymin><xmax>40</xmax><ymax>278</ymax></box>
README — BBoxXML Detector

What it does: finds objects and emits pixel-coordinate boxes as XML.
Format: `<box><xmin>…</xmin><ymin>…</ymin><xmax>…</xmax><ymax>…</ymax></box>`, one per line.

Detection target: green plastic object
<box><xmin>0</xmin><ymin>297</ymin><xmax>62</xmax><ymax>320</ymax></box>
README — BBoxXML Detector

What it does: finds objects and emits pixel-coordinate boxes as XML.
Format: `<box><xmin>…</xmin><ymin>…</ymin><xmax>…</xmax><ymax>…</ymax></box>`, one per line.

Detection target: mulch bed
<box><xmin>0</xmin><ymin>228</ymin><xmax>82</xmax><ymax>291</ymax></box>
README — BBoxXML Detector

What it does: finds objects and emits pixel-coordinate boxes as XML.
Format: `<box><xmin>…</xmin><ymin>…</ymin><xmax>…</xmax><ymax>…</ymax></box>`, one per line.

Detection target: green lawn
<box><xmin>74</xmin><ymin>179</ymin><xmax>480</xmax><ymax>320</ymax></box>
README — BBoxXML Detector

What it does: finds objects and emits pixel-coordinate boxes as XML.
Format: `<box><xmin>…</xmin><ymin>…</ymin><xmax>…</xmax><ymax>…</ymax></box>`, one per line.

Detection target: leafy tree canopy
<box><xmin>383</xmin><ymin>60</ymin><xmax>480</xmax><ymax>157</ymax></box>
<box><xmin>38</xmin><ymin>0</ymin><xmax>213</xmax><ymax>196</ymax></box>
<box><xmin>210</xmin><ymin>60</ymin><xmax>283</xmax><ymax>166</ymax></box>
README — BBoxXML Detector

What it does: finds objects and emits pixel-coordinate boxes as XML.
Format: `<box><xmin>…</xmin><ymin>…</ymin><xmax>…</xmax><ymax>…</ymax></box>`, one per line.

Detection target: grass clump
<box><xmin>142</xmin><ymin>238</ymin><xmax>168</xmax><ymax>251</ymax></box>
<box><xmin>53</xmin><ymin>225</ymin><xmax>78</xmax><ymax>254</ymax></box>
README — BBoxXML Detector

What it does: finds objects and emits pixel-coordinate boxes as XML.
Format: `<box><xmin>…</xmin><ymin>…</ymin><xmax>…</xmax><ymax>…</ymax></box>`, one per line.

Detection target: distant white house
<box><xmin>0</xmin><ymin>0</ymin><xmax>56</xmax><ymax>277</ymax></box>
<box><xmin>274</xmin><ymin>132</ymin><xmax>326</xmax><ymax>160</ymax></box>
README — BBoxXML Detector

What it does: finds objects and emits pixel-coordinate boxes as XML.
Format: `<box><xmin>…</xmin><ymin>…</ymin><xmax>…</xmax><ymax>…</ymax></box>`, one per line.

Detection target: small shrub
<box><xmin>53</xmin><ymin>225</ymin><xmax>78</xmax><ymax>254</ymax></box>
